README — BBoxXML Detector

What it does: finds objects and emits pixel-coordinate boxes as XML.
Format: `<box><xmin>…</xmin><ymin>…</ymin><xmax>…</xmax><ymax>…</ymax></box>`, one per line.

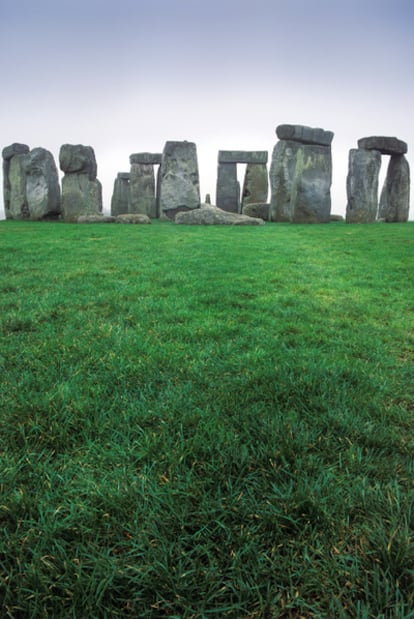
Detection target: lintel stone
<box><xmin>2</xmin><ymin>143</ymin><xmax>30</xmax><ymax>161</ymax></box>
<box><xmin>276</xmin><ymin>124</ymin><xmax>334</xmax><ymax>146</ymax></box>
<box><xmin>129</xmin><ymin>152</ymin><xmax>162</xmax><ymax>165</ymax></box>
<box><xmin>357</xmin><ymin>136</ymin><xmax>407</xmax><ymax>156</ymax></box>
<box><xmin>218</xmin><ymin>150</ymin><xmax>268</xmax><ymax>164</ymax></box>
<box><xmin>117</xmin><ymin>172</ymin><xmax>130</xmax><ymax>180</ymax></box>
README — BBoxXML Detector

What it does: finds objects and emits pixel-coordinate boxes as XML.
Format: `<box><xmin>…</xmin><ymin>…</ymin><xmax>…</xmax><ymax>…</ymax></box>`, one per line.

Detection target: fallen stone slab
<box><xmin>77</xmin><ymin>214</ymin><xmax>116</xmax><ymax>223</ymax></box>
<box><xmin>276</xmin><ymin>124</ymin><xmax>334</xmax><ymax>146</ymax></box>
<box><xmin>242</xmin><ymin>202</ymin><xmax>270</xmax><ymax>220</ymax></box>
<box><xmin>357</xmin><ymin>136</ymin><xmax>407</xmax><ymax>156</ymax></box>
<box><xmin>129</xmin><ymin>152</ymin><xmax>162</xmax><ymax>165</ymax></box>
<box><xmin>218</xmin><ymin>150</ymin><xmax>268</xmax><ymax>164</ymax></box>
<box><xmin>330</xmin><ymin>214</ymin><xmax>345</xmax><ymax>222</ymax></box>
<box><xmin>115</xmin><ymin>214</ymin><xmax>151</xmax><ymax>224</ymax></box>
<box><xmin>175</xmin><ymin>204</ymin><xmax>264</xmax><ymax>225</ymax></box>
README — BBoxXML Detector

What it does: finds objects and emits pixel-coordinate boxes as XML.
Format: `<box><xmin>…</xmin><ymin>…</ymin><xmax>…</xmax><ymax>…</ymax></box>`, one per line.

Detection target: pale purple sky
<box><xmin>1</xmin><ymin>0</ymin><xmax>413</xmax><ymax>219</ymax></box>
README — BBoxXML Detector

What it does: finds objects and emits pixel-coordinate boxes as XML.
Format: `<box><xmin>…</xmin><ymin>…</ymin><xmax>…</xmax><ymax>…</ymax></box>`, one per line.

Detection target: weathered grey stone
<box><xmin>129</xmin><ymin>152</ymin><xmax>162</xmax><ymax>165</ymax></box>
<box><xmin>358</xmin><ymin>136</ymin><xmax>407</xmax><ymax>156</ymax></box>
<box><xmin>242</xmin><ymin>163</ymin><xmax>268</xmax><ymax>207</ymax></box>
<box><xmin>346</xmin><ymin>148</ymin><xmax>381</xmax><ymax>223</ymax></box>
<box><xmin>130</xmin><ymin>163</ymin><xmax>157</xmax><ymax>217</ymax></box>
<box><xmin>159</xmin><ymin>141</ymin><xmax>200</xmax><ymax>219</ymax></box>
<box><xmin>270</xmin><ymin>140</ymin><xmax>332</xmax><ymax>223</ymax></box>
<box><xmin>205</xmin><ymin>193</ymin><xmax>211</xmax><ymax>204</ymax></box>
<box><xmin>2</xmin><ymin>143</ymin><xmax>30</xmax><ymax>161</ymax></box>
<box><xmin>378</xmin><ymin>155</ymin><xmax>410</xmax><ymax>222</ymax></box>
<box><xmin>62</xmin><ymin>175</ymin><xmax>102</xmax><ymax>223</ymax></box>
<box><xmin>59</xmin><ymin>144</ymin><xmax>97</xmax><ymax>180</ymax></box>
<box><xmin>115</xmin><ymin>213</ymin><xmax>151</xmax><ymax>224</ymax></box>
<box><xmin>242</xmin><ymin>202</ymin><xmax>270</xmax><ymax>220</ymax></box>
<box><xmin>330</xmin><ymin>214</ymin><xmax>345</xmax><ymax>222</ymax></box>
<box><xmin>77</xmin><ymin>214</ymin><xmax>115</xmax><ymax>223</ymax></box>
<box><xmin>175</xmin><ymin>204</ymin><xmax>265</xmax><ymax>225</ymax></box>
<box><xmin>216</xmin><ymin>162</ymin><xmax>239</xmax><ymax>213</ymax></box>
<box><xmin>218</xmin><ymin>150</ymin><xmax>268</xmax><ymax>164</ymax></box>
<box><xmin>276</xmin><ymin>125</ymin><xmax>334</xmax><ymax>146</ymax></box>
<box><xmin>110</xmin><ymin>173</ymin><xmax>130</xmax><ymax>216</ymax></box>
<box><xmin>24</xmin><ymin>148</ymin><xmax>61</xmax><ymax>220</ymax></box>
<box><xmin>5</xmin><ymin>153</ymin><xmax>29</xmax><ymax>219</ymax></box>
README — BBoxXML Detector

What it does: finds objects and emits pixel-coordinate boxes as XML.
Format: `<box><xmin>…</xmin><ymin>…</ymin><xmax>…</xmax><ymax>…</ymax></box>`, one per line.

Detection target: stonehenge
<box><xmin>216</xmin><ymin>150</ymin><xmax>268</xmax><ymax>213</ymax></box>
<box><xmin>346</xmin><ymin>136</ymin><xmax>410</xmax><ymax>223</ymax></box>
<box><xmin>1</xmin><ymin>128</ymin><xmax>411</xmax><ymax>224</ymax></box>
<box><xmin>269</xmin><ymin>124</ymin><xmax>334</xmax><ymax>223</ymax></box>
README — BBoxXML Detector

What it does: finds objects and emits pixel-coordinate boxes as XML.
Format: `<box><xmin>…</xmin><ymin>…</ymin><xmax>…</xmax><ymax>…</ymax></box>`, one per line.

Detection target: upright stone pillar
<box><xmin>59</xmin><ymin>144</ymin><xmax>102</xmax><ymax>222</ymax></box>
<box><xmin>159</xmin><ymin>141</ymin><xmax>200</xmax><ymax>220</ymax></box>
<box><xmin>242</xmin><ymin>163</ymin><xmax>268</xmax><ymax>208</ymax></box>
<box><xmin>2</xmin><ymin>143</ymin><xmax>30</xmax><ymax>219</ymax></box>
<box><xmin>216</xmin><ymin>162</ymin><xmax>239</xmax><ymax>213</ymax></box>
<box><xmin>379</xmin><ymin>155</ymin><xmax>410</xmax><ymax>222</ymax></box>
<box><xmin>270</xmin><ymin>125</ymin><xmax>333</xmax><ymax>223</ymax></box>
<box><xmin>111</xmin><ymin>173</ymin><xmax>130</xmax><ymax>216</ymax></box>
<box><xmin>346</xmin><ymin>148</ymin><xmax>381</xmax><ymax>223</ymax></box>
<box><xmin>24</xmin><ymin>148</ymin><xmax>61</xmax><ymax>220</ymax></box>
<box><xmin>129</xmin><ymin>153</ymin><xmax>161</xmax><ymax>218</ymax></box>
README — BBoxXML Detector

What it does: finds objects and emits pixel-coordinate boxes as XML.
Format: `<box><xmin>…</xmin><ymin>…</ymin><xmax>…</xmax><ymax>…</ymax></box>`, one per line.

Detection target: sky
<box><xmin>1</xmin><ymin>0</ymin><xmax>413</xmax><ymax>219</ymax></box>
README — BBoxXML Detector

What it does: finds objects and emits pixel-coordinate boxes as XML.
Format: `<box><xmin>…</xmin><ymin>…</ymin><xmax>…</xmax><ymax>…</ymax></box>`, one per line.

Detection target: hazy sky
<box><xmin>1</xmin><ymin>0</ymin><xmax>413</xmax><ymax>219</ymax></box>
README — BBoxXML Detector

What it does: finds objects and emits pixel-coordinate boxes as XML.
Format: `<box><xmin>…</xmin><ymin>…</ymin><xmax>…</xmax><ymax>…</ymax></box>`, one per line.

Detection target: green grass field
<box><xmin>1</xmin><ymin>220</ymin><xmax>413</xmax><ymax>618</ymax></box>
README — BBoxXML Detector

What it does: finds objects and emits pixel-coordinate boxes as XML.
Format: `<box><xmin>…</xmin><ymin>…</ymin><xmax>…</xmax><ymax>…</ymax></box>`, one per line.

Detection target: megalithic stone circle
<box><xmin>159</xmin><ymin>141</ymin><xmax>201</xmax><ymax>220</ymax></box>
<box><xmin>270</xmin><ymin>125</ymin><xmax>333</xmax><ymax>223</ymax></box>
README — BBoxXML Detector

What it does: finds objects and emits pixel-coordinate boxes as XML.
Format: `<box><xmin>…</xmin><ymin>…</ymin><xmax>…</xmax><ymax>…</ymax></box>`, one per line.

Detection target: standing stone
<box><xmin>24</xmin><ymin>148</ymin><xmax>61</xmax><ymax>220</ymax></box>
<box><xmin>269</xmin><ymin>139</ymin><xmax>332</xmax><ymax>223</ymax></box>
<box><xmin>2</xmin><ymin>143</ymin><xmax>30</xmax><ymax>219</ymax></box>
<box><xmin>378</xmin><ymin>155</ymin><xmax>410</xmax><ymax>222</ymax></box>
<box><xmin>111</xmin><ymin>173</ymin><xmax>130</xmax><ymax>216</ymax></box>
<box><xmin>130</xmin><ymin>163</ymin><xmax>157</xmax><ymax>217</ymax></box>
<box><xmin>159</xmin><ymin>141</ymin><xmax>200</xmax><ymax>220</ymax></box>
<box><xmin>242</xmin><ymin>163</ymin><xmax>268</xmax><ymax>208</ymax></box>
<box><xmin>59</xmin><ymin>144</ymin><xmax>102</xmax><ymax>222</ymax></box>
<box><xmin>216</xmin><ymin>162</ymin><xmax>239</xmax><ymax>213</ymax></box>
<box><xmin>346</xmin><ymin>148</ymin><xmax>381</xmax><ymax>223</ymax></box>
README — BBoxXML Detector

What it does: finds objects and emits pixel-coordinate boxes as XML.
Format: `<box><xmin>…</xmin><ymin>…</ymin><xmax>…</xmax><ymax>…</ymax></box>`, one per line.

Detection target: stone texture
<box><xmin>269</xmin><ymin>140</ymin><xmax>332</xmax><ymax>223</ymax></box>
<box><xmin>346</xmin><ymin>148</ymin><xmax>381</xmax><ymax>223</ymax></box>
<box><xmin>59</xmin><ymin>144</ymin><xmax>97</xmax><ymax>180</ymax></box>
<box><xmin>357</xmin><ymin>136</ymin><xmax>407</xmax><ymax>156</ymax></box>
<box><xmin>111</xmin><ymin>173</ymin><xmax>130</xmax><ymax>216</ymax></box>
<box><xmin>3</xmin><ymin>150</ymin><xmax>29</xmax><ymax>219</ymax></box>
<box><xmin>159</xmin><ymin>141</ymin><xmax>200</xmax><ymax>219</ymax></box>
<box><xmin>218</xmin><ymin>150</ymin><xmax>268</xmax><ymax>164</ymax></box>
<box><xmin>242</xmin><ymin>202</ymin><xmax>270</xmax><ymax>220</ymax></box>
<box><xmin>330</xmin><ymin>214</ymin><xmax>345</xmax><ymax>222</ymax></box>
<box><xmin>130</xmin><ymin>163</ymin><xmax>157</xmax><ymax>217</ymax></box>
<box><xmin>62</xmin><ymin>175</ymin><xmax>102</xmax><ymax>223</ymax></box>
<box><xmin>24</xmin><ymin>148</ymin><xmax>61</xmax><ymax>220</ymax></box>
<box><xmin>77</xmin><ymin>214</ymin><xmax>115</xmax><ymax>223</ymax></box>
<box><xmin>241</xmin><ymin>163</ymin><xmax>268</xmax><ymax>207</ymax></box>
<box><xmin>115</xmin><ymin>214</ymin><xmax>151</xmax><ymax>224</ymax></box>
<box><xmin>175</xmin><ymin>204</ymin><xmax>265</xmax><ymax>225</ymax></box>
<box><xmin>276</xmin><ymin>124</ymin><xmax>334</xmax><ymax>146</ymax></box>
<box><xmin>2</xmin><ymin>143</ymin><xmax>30</xmax><ymax>161</ymax></box>
<box><xmin>129</xmin><ymin>152</ymin><xmax>162</xmax><ymax>165</ymax></box>
<box><xmin>216</xmin><ymin>162</ymin><xmax>239</xmax><ymax>213</ymax></box>
<box><xmin>378</xmin><ymin>155</ymin><xmax>410</xmax><ymax>222</ymax></box>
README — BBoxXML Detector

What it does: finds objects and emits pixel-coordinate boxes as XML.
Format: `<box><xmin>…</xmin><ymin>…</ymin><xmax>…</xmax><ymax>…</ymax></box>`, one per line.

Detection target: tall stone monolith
<box><xmin>216</xmin><ymin>162</ymin><xmax>239</xmax><ymax>213</ymax></box>
<box><xmin>158</xmin><ymin>141</ymin><xmax>200</xmax><ymax>220</ymax></box>
<box><xmin>346</xmin><ymin>148</ymin><xmax>381</xmax><ymax>223</ymax></box>
<box><xmin>2</xmin><ymin>143</ymin><xmax>30</xmax><ymax>219</ymax></box>
<box><xmin>270</xmin><ymin>125</ymin><xmax>333</xmax><ymax>223</ymax></box>
<box><xmin>130</xmin><ymin>164</ymin><xmax>156</xmax><ymax>217</ymax></box>
<box><xmin>241</xmin><ymin>163</ymin><xmax>268</xmax><ymax>208</ymax></box>
<box><xmin>24</xmin><ymin>148</ymin><xmax>61</xmax><ymax>220</ymax></box>
<box><xmin>378</xmin><ymin>155</ymin><xmax>410</xmax><ymax>222</ymax></box>
<box><xmin>111</xmin><ymin>173</ymin><xmax>130</xmax><ymax>216</ymax></box>
<box><xmin>59</xmin><ymin>144</ymin><xmax>102</xmax><ymax>222</ymax></box>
